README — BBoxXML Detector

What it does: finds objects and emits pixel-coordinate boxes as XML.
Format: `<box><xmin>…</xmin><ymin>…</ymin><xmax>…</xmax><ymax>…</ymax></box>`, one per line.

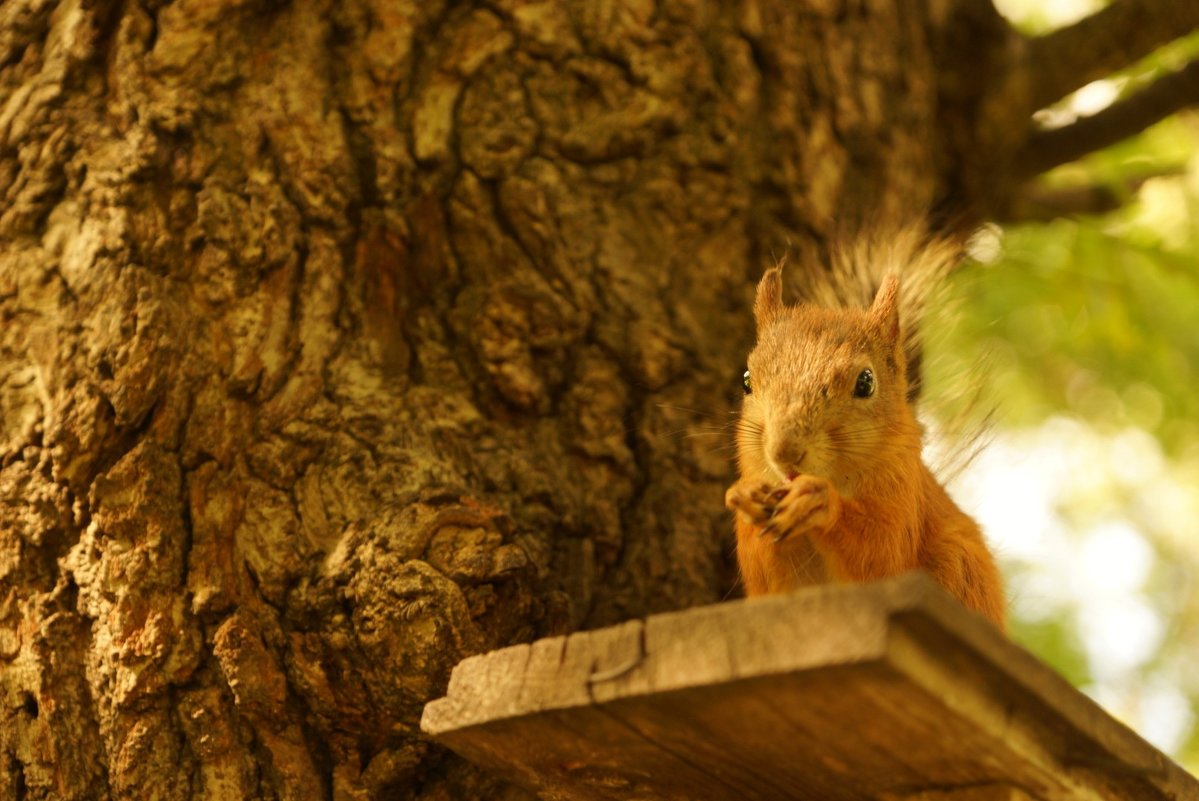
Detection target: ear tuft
<box><xmin>754</xmin><ymin>264</ymin><xmax>784</xmax><ymax>326</ymax></box>
<box><xmin>870</xmin><ymin>271</ymin><xmax>901</xmax><ymax>343</ymax></box>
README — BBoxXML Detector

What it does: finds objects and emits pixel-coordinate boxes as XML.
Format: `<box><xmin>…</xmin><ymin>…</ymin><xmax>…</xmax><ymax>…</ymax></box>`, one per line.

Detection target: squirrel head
<box><xmin>737</xmin><ymin>265</ymin><xmax>920</xmax><ymax>494</ymax></box>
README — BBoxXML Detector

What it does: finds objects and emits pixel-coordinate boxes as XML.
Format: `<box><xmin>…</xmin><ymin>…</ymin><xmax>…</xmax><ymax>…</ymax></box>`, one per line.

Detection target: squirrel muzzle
<box><xmin>764</xmin><ymin>404</ymin><xmax>825</xmax><ymax>481</ymax></box>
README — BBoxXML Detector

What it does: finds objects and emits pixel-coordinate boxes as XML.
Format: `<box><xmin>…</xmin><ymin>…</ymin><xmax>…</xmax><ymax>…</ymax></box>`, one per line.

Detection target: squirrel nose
<box><xmin>771</xmin><ymin>441</ymin><xmax>807</xmax><ymax>477</ymax></box>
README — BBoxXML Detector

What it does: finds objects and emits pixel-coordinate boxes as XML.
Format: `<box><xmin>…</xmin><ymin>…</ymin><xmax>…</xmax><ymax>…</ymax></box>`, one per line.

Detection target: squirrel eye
<box><xmin>853</xmin><ymin>368</ymin><xmax>875</xmax><ymax>398</ymax></box>
<box><xmin>742</xmin><ymin>369</ymin><xmax>752</xmax><ymax>395</ymax></box>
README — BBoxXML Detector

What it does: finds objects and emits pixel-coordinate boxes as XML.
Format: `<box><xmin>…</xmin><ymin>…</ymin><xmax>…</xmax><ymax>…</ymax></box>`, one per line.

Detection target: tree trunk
<box><xmin>0</xmin><ymin>0</ymin><xmax>1183</xmax><ymax>799</ymax></box>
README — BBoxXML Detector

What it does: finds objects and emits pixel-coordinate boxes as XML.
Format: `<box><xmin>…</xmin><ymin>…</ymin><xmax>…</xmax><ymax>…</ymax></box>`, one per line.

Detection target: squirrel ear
<box><xmin>869</xmin><ymin>271</ymin><xmax>901</xmax><ymax>343</ymax></box>
<box><xmin>754</xmin><ymin>265</ymin><xmax>784</xmax><ymax>326</ymax></box>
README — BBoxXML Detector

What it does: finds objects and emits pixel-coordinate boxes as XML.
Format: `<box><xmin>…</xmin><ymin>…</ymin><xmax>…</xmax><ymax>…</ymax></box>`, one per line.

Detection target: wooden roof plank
<box><xmin>422</xmin><ymin>573</ymin><xmax>1199</xmax><ymax>801</ymax></box>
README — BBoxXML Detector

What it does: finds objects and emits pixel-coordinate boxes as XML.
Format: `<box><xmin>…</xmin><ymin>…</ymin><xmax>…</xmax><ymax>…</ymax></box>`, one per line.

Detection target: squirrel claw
<box><xmin>756</xmin><ymin>475</ymin><xmax>840</xmax><ymax>544</ymax></box>
<box><xmin>759</xmin><ymin>520</ymin><xmax>792</xmax><ymax>543</ymax></box>
<box><xmin>727</xmin><ymin>480</ymin><xmax>776</xmax><ymax>525</ymax></box>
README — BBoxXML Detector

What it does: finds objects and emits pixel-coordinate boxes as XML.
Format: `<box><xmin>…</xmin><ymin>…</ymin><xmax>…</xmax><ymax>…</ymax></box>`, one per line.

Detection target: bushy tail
<box><xmin>796</xmin><ymin>226</ymin><xmax>962</xmax><ymax>398</ymax></box>
<box><xmin>793</xmin><ymin>225</ymin><xmax>994</xmax><ymax>484</ymax></box>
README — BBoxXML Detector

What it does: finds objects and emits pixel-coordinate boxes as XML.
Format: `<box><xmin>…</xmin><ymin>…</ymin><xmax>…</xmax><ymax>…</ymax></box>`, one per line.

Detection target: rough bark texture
<box><xmin>0</xmin><ymin>1</ymin><xmax>1147</xmax><ymax>799</ymax></box>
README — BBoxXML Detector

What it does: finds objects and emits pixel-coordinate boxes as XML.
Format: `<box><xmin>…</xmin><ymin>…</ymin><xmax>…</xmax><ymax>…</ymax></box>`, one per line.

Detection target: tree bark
<box><xmin>0</xmin><ymin>1</ymin><xmax>1184</xmax><ymax>799</ymax></box>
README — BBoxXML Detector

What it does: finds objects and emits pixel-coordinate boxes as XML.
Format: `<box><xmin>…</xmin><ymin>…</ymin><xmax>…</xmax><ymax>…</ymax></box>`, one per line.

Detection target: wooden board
<box><xmin>421</xmin><ymin>573</ymin><xmax>1199</xmax><ymax>801</ymax></box>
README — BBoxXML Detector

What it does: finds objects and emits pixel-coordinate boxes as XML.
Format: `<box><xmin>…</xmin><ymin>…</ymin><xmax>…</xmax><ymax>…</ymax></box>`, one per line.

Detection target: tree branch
<box><xmin>997</xmin><ymin>169</ymin><xmax>1182</xmax><ymax>223</ymax></box>
<box><xmin>1017</xmin><ymin>59</ymin><xmax>1199</xmax><ymax>178</ymax></box>
<box><xmin>1025</xmin><ymin>0</ymin><xmax>1199</xmax><ymax>112</ymax></box>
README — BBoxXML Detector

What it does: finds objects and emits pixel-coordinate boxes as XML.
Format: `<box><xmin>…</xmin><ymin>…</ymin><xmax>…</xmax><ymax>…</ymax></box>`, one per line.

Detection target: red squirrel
<box><xmin>725</xmin><ymin>249</ymin><xmax>1006</xmax><ymax>630</ymax></box>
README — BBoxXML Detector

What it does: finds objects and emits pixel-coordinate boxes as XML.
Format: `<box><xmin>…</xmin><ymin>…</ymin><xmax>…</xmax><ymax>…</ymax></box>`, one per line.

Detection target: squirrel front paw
<box><xmin>725</xmin><ymin>479</ymin><xmax>776</xmax><ymax>525</ymax></box>
<box><xmin>760</xmin><ymin>475</ymin><xmax>841</xmax><ymax>543</ymax></box>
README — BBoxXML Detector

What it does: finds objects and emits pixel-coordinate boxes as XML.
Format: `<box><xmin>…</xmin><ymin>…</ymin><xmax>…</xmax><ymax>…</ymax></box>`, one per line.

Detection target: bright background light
<box><xmin>921</xmin><ymin>0</ymin><xmax>1199</xmax><ymax>770</ymax></box>
<box><xmin>946</xmin><ymin>422</ymin><xmax>1197</xmax><ymax>756</ymax></box>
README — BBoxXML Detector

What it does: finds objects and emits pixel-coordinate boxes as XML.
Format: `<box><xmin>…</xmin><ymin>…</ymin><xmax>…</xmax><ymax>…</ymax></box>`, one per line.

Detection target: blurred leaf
<box><xmin>922</xmin><ymin>29</ymin><xmax>1199</xmax><ymax>770</ymax></box>
<box><xmin>1008</xmin><ymin>615</ymin><xmax>1093</xmax><ymax>687</ymax></box>
<box><xmin>928</xmin><ymin>209</ymin><xmax>1199</xmax><ymax>457</ymax></box>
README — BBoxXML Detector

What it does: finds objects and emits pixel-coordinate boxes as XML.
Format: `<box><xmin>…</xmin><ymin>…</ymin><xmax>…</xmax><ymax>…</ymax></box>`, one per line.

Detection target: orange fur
<box><xmin>727</xmin><ymin>250</ymin><xmax>1005</xmax><ymax>631</ymax></box>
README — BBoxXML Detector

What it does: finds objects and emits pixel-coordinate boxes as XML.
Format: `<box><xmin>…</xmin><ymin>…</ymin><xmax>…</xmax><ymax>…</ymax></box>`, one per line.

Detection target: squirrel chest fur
<box><xmin>725</xmin><ymin>264</ymin><xmax>1006</xmax><ymax>630</ymax></box>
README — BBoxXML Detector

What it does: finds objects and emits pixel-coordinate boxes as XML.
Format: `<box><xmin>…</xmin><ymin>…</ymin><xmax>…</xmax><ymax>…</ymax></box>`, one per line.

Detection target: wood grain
<box><xmin>422</xmin><ymin>573</ymin><xmax>1199</xmax><ymax>801</ymax></box>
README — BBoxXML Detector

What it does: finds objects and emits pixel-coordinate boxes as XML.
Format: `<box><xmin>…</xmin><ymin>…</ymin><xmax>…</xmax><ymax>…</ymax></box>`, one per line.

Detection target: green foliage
<box><xmin>932</xmin><ymin>209</ymin><xmax>1199</xmax><ymax>458</ymax></box>
<box><xmin>1007</xmin><ymin>615</ymin><xmax>1093</xmax><ymax>687</ymax></box>
<box><xmin>929</xmin><ymin>202</ymin><xmax>1199</xmax><ymax>766</ymax></box>
<box><xmin>921</xmin><ymin>18</ymin><xmax>1199</xmax><ymax>767</ymax></box>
